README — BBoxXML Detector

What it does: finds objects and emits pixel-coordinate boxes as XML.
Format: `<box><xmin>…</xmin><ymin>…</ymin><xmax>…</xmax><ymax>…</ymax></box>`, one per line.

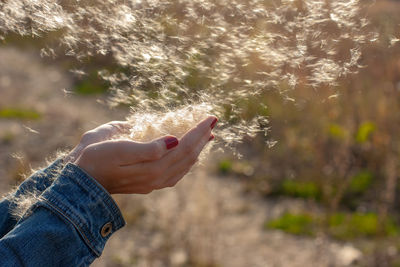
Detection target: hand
<box><xmin>74</xmin><ymin>116</ymin><xmax>217</xmax><ymax>194</ymax></box>
<box><xmin>65</xmin><ymin>121</ymin><xmax>130</xmax><ymax>163</ymax></box>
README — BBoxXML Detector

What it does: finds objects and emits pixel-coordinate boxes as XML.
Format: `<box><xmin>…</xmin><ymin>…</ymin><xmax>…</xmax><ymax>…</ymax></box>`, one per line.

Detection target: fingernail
<box><xmin>165</xmin><ymin>137</ymin><xmax>179</xmax><ymax>150</ymax></box>
<box><xmin>208</xmin><ymin>134</ymin><xmax>215</xmax><ymax>141</ymax></box>
<box><xmin>210</xmin><ymin>118</ymin><xmax>218</xmax><ymax>129</ymax></box>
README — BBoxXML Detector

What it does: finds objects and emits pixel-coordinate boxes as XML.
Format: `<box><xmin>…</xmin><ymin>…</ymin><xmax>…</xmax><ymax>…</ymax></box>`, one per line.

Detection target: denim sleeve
<box><xmin>0</xmin><ymin>158</ymin><xmax>65</xmax><ymax>238</ymax></box>
<box><xmin>0</xmin><ymin>163</ymin><xmax>126</xmax><ymax>266</ymax></box>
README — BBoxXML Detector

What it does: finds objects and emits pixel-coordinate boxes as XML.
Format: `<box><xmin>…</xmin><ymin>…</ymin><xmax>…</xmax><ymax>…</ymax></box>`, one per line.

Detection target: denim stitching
<box><xmin>39</xmin><ymin>199</ymin><xmax>101</xmax><ymax>257</ymax></box>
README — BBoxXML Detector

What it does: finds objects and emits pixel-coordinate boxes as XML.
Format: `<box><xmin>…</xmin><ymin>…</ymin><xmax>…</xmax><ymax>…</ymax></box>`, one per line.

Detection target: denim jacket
<box><xmin>0</xmin><ymin>159</ymin><xmax>126</xmax><ymax>266</ymax></box>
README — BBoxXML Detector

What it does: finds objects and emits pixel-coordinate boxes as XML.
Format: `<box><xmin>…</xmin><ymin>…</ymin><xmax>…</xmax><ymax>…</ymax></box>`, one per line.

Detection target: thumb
<box><xmin>117</xmin><ymin>136</ymin><xmax>179</xmax><ymax>164</ymax></box>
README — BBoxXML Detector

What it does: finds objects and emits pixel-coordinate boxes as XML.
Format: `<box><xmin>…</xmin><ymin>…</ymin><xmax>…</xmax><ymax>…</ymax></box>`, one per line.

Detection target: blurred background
<box><xmin>1</xmin><ymin>0</ymin><xmax>400</xmax><ymax>266</ymax></box>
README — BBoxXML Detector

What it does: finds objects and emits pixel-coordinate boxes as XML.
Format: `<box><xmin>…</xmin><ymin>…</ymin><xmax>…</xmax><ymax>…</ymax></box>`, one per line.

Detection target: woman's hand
<box><xmin>65</xmin><ymin>121</ymin><xmax>130</xmax><ymax>163</ymax></box>
<box><xmin>74</xmin><ymin>116</ymin><xmax>217</xmax><ymax>194</ymax></box>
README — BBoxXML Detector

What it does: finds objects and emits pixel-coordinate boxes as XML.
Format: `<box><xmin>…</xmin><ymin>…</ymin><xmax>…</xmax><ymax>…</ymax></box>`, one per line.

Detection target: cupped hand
<box><xmin>65</xmin><ymin>121</ymin><xmax>130</xmax><ymax>163</ymax></box>
<box><xmin>74</xmin><ymin>116</ymin><xmax>217</xmax><ymax>194</ymax></box>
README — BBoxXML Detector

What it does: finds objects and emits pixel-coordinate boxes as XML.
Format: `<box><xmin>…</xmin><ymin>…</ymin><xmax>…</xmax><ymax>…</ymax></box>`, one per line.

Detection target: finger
<box><xmin>166</xmin><ymin>171</ymin><xmax>188</xmax><ymax>188</ymax></box>
<box><xmin>107</xmin><ymin>182</ymin><xmax>154</xmax><ymax>194</ymax></box>
<box><xmin>161</xmin><ymin>168</ymin><xmax>191</xmax><ymax>188</ymax></box>
<box><xmin>85</xmin><ymin>121</ymin><xmax>129</xmax><ymax>140</ymax></box>
<box><xmin>152</xmin><ymin>129</ymin><xmax>212</xmax><ymax>188</ymax></box>
<box><xmin>162</xmin><ymin>116</ymin><xmax>217</xmax><ymax>166</ymax></box>
<box><xmin>119</xmin><ymin>116</ymin><xmax>217</xmax><ymax>179</ymax></box>
<box><xmin>108</xmin><ymin>121</ymin><xmax>130</xmax><ymax>130</ymax></box>
<box><xmin>115</xmin><ymin>135</ymin><xmax>179</xmax><ymax>165</ymax></box>
<box><xmin>108</xmin><ymin>121</ymin><xmax>131</xmax><ymax>135</ymax></box>
<box><xmin>120</xmin><ymin>165</ymin><xmax>190</xmax><ymax>193</ymax></box>
<box><xmin>124</xmin><ymin>188</ymin><xmax>154</xmax><ymax>194</ymax></box>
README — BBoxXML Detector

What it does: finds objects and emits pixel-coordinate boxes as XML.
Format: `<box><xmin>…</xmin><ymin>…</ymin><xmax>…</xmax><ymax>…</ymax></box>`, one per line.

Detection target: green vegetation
<box><xmin>74</xmin><ymin>71</ymin><xmax>108</xmax><ymax>95</ymax></box>
<box><xmin>280</xmin><ymin>180</ymin><xmax>322</xmax><ymax>200</ymax></box>
<box><xmin>266</xmin><ymin>213</ymin><xmax>314</xmax><ymax>236</ymax></box>
<box><xmin>266</xmin><ymin>212</ymin><xmax>400</xmax><ymax>240</ymax></box>
<box><xmin>217</xmin><ymin>159</ymin><xmax>255</xmax><ymax>177</ymax></box>
<box><xmin>328</xmin><ymin>124</ymin><xmax>347</xmax><ymax>139</ymax></box>
<box><xmin>355</xmin><ymin>122</ymin><xmax>376</xmax><ymax>143</ymax></box>
<box><xmin>0</xmin><ymin>108</ymin><xmax>41</xmax><ymax>120</ymax></box>
<box><xmin>348</xmin><ymin>171</ymin><xmax>374</xmax><ymax>194</ymax></box>
<box><xmin>328</xmin><ymin>213</ymin><xmax>399</xmax><ymax>240</ymax></box>
<box><xmin>217</xmin><ymin>159</ymin><xmax>233</xmax><ymax>175</ymax></box>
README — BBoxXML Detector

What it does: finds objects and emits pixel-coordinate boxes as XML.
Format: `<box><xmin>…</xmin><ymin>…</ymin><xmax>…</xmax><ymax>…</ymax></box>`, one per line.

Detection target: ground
<box><xmin>0</xmin><ymin>46</ymin><xmax>362</xmax><ymax>266</ymax></box>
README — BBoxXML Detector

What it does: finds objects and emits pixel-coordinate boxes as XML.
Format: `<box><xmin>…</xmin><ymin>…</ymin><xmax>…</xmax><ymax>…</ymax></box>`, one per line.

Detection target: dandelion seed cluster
<box><xmin>0</xmin><ymin>0</ymin><xmax>376</xmax><ymax>149</ymax></box>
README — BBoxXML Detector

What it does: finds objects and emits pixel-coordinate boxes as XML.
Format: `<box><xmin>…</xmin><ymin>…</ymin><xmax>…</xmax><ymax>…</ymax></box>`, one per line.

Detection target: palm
<box><xmin>65</xmin><ymin>121</ymin><xmax>130</xmax><ymax>163</ymax></box>
<box><xmin>80</xmin><ymin>121</ymin><xmax>129</xmax><ymax>146</ymax></box>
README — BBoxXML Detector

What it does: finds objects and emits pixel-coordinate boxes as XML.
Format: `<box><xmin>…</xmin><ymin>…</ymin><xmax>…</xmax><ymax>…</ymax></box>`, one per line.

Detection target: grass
<box><xmin>74</xmin><ymin>71</ymin><xmax>108</xmax><ymax>95</ymax></box>
<box><xmin>328</xmin><ymin>212</ymin><xmax>399</xmax><ymax>239</ymax></box>
<box><xmin>217</xmin><ymin>159</ymin><xmax>233</xmax><ymax>175</ymax></box>
<box><xmin>266</xmin><ymin>212</ymin><xmax>400</xmax><ymax>240</ymax></box>
<box><xmin>0</xmin><ymin>108</ymin><xmax>41</xmax><ymax>120</ymax></box>
<box><xmin>265</xmin><ymin>213</ymin><xmax>315</xmax><ymax>236</ymax></box>
<box><xmin>217</xmin><ymin>159</ymin><xmax>255</xmax><ymax>177</ymax></box>
<box><xmin>348</xmin><ymin>171</ymin><xmax>374</xmax><ymax>194</ymax></box>
<box><xmin>355</xmin><ymin>122</ymin><xmax>376</xmax><ymax>143</ymax></box>
<box><xmin>280</xmin><ymin>180</ymin><xmax>322</xmax><ymax>200</ymax></box>
<box><xmin>328</xmin><ymin>123</ymin><xmax>348</xmax><ymax>139</ymax></box>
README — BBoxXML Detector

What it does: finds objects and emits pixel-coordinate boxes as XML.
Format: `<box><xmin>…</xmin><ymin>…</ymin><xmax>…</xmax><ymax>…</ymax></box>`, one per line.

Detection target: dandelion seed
<box><xmin>0</xmin><ymin>0</ymin><xmax>377</xmax><ymax>150</ymax></box>
<box><xmin>328</xmin><ymin>94</ymin><xmax>339</xmax><ymax>99</ymax></box>
<box><xmin>390</xmin><ymin>36</ymin><xmax>400</xmax><ymax>47</ymax></box>
<box><xmin>22</xmin><ymin>125</ymin><xmax>39</xmax><ymax>134</ymax></box>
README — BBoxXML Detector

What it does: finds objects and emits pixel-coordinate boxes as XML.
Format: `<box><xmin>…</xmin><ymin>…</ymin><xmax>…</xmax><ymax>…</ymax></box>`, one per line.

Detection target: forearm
<box><xmin>0</xmin><ymin>163</ymin><xmax>125</xmax><ymax>266</ymax></box>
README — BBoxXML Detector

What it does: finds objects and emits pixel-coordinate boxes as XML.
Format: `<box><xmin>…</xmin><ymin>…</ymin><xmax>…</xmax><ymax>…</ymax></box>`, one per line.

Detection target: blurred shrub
<box><xmin>231</xmin><ymin>5</ymin><xmax>400</xmax><ymax>219</ymax></box>
<box><xmin>0</xmin><ymin>108</ymin><xmax>41</xmax><ymax>120</ymax></box>
<box><xmin>348</xmin><ymin>171</ymin><xmax>374</xmax><ymax>194</ymax></box>
<box><xmin>74</xmin><ymin>71</ymin><xmax>108</xmax><ymax>95</ymax></box>
<box><xmin>217</xmin><ymin>159</ymin><xmax>233</xmax><ymax>175</ymax></box>
<box><xmin>328</xmin><ymin>124</ymin><xmax>348</xmax><ymax>140</ymax></box>
<box><xmin>265</xmin><ymin>213</ymin><xmax>315</xmax><ymax>236</ymax></box>
<box><xmin>328</xmin><ymin>213</ymin><xmax>399</xmax><ymax>240</ymax></box>
<box><xmin>280</xmin><ymin>180</ymin><xmax>322</xmax><ymax>200</ymax></box>
<box><xmin>217</xmin><ymin>159</ymin><xmax>255</xmax><ymax>177</ymax></box>
<box><xmin>266</xmin><ymin>212</ymin><xmax>399</xmax><ymax>240</ymax></box>
<box><xmin>355</xmin><ymin>122</ymin><xmax>376</xmax><ymax>144</ymax></box>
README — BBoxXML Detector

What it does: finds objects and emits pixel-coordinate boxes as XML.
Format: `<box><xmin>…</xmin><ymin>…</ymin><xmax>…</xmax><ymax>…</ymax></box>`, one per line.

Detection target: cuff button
<box><xmin>101</xmin><ymin>222</ymin><xmax>113</xmax><ymax>237</ymax></box>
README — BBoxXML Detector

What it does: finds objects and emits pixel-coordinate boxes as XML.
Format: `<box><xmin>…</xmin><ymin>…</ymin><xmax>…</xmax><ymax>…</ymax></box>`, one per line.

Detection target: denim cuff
<box><xmin>38</xmin><ymin>163</ymin><xmax>126</xmax><ymax>256</ymax></box>
<box><xmin>15</xmin><ymin>158</ymin><xmax>65</xmax><ymax>197</ymax></box>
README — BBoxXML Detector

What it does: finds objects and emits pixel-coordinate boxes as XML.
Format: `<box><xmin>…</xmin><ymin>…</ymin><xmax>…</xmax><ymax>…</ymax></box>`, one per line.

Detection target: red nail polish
<box><xmin>210</xmin><ymin>118</ymin><xmax>218</xmax><ymax>129</ymax></box>
<box><xmin>208</xmin><ymin>134</ymin><xmax>215</xmax><ymax>141</ymax></box>
<box><xmin>165</xmin><ymin>137</ymin><xmax>179</xmax><ymax>149</ymax></box>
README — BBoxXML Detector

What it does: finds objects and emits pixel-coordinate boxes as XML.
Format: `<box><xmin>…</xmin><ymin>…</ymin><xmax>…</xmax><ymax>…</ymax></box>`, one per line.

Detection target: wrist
<box><xmin>65</xmin><ymin>143</ymin><xmax>86</xmax><ymax>163</ymax></box>
<box><xmin>74</xmin><ymin>154</ymin><xmax>111</xmax><ymax>194</ymax></box>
